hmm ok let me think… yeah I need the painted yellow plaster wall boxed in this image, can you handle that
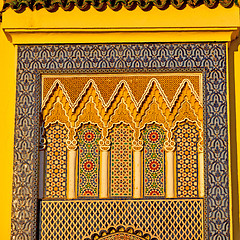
[230,36,240,240]
[235,44,240,237]
[0,3,15,239]
[228,36,240,240]
[0,3,240,239]
[3,5,240,29]
[0,25,15,240]
[2,6,240,44]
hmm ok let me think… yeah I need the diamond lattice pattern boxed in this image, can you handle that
[41,199,203,240]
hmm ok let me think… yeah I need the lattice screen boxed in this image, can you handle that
[41,199,203,240]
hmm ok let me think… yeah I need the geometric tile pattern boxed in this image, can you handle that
[77,124,101,197]
[142,124,165,197]
[14,43,229,240]
[45,123,68,198]
[40,199,203,240]
[110,124,133,197]
[174,121,199,198]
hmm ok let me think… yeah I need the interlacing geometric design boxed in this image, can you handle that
[110,124,133,197]
[40,199,203,240]
[174,121,199,198]
[77,124,101,197]
[45,123,68,198]
[142,124,165,197]
[13,43,229,240]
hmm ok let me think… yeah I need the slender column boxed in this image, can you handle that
[39,149,45,199]
[67,141,77,199]
[133,150,142,198]
[39,134,46,199]
[198,152,204,198]
[166,150,175,198]
[100,149,109,198]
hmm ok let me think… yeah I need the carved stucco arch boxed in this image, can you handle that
[85,227,157,240]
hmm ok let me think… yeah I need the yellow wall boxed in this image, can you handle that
[2,6,239,44]
[3,5,240,29]
[228,36,240,240]
[235,44,240,238]
[0,3,240,239]
[0,24,15,240]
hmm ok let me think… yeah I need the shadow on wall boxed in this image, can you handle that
[228,34,240,240]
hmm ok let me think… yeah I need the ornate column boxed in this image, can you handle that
[133,141,143,198]
[99,139,110,198]
[165,144,175,198]
[66,139,77,199]
[198,146,204,198]
[39,135,46,199]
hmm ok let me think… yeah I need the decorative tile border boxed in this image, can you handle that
[13,43,229,239]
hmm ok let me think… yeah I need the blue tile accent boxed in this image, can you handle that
[13,43,229,240]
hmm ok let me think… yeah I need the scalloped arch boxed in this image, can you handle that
[85,226,157,240]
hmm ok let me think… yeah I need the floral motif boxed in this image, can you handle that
[77,124,101,197]
[142,124,165,197]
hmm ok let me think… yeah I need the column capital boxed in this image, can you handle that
[66,139,77,151]
[164,141,175,152]
[99,138,110,151]
[132,140,143,151]
[39,136,46,151]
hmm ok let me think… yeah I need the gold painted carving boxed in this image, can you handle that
[173,98,199,126]
[42,75,201,111]
[45,101,71,129]
[108,99,135,132]
[75,96,104,130]
[42,75,203,149]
